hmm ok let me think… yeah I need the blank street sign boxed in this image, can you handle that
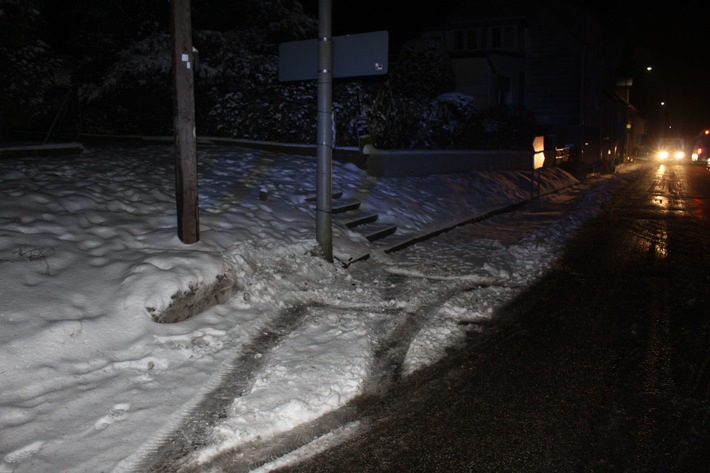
[279,30,388,82]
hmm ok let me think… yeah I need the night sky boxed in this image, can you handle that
[301,0,460,51]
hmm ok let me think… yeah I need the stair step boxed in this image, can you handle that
[304,190,344,203]
[338,212,379,228]
[356,223,398,242]
[332,199,361,214]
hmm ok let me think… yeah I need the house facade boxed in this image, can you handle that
[421,0,636,174]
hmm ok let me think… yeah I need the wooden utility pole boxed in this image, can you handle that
[170,0,199,243]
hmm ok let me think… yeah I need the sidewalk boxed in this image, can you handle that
[0,141,84,159]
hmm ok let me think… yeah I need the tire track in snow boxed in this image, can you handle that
[137,304,312,473]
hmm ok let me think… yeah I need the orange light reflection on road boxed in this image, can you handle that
[692,198,706,221]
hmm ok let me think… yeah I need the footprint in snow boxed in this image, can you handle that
[94,403,130,431]
[2,440,44,467]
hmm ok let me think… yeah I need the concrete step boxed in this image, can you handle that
[304,190,359,213]
[304,189,344,203]
[338,212,379,228]
[354,223,398,242]
[302,192,397,245]
[331,198,361,214]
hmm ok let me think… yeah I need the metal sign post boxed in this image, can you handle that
[279,25,388,262]
[279,18,388,262]
[315,0,333,262]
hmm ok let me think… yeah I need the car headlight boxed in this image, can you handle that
[658,150,669,159]
[674,150,685,159]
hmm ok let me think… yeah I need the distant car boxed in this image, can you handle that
[656,138,686,161]
[691,130,710,165]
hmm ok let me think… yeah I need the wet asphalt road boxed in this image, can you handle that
[274,162,710,472]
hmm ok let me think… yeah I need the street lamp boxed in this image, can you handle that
[659,100,670,135]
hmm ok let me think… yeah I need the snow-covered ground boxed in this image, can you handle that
[0,143,643,472]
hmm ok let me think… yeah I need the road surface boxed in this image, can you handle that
[273,161,710,472]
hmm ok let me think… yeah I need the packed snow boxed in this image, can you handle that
[0,143,643,472]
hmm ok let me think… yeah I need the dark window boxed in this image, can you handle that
[454,30,465,51]
[466,29,480,50]
[497,76,511,105]
[491,27,502,48]
[489,25,519,51]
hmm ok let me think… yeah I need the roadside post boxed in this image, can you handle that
[532,135,545,199]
